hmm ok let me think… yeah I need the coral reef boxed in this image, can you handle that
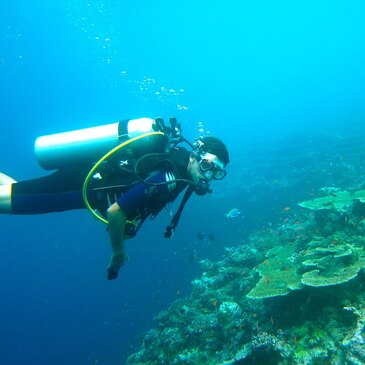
[126,192,365,365]
[298,190,353,211]
[246,244,303,299]
[248,232,365,299]
[298,189,365,211]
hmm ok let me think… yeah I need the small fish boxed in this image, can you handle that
[196,232,215,241]
[226,208,241,218]
[196,232,205,240]
[284,207,291,211]
[189,249,197,262]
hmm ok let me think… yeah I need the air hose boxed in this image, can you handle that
[82,132,165,224]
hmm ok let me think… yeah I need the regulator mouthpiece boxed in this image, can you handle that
[194,179,212,196]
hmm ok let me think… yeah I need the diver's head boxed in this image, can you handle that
[187,136,229,195]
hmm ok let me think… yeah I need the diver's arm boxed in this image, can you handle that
[107,202,126,255]
[106,202,128,280]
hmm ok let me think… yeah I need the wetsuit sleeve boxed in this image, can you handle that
[116,170,177,217]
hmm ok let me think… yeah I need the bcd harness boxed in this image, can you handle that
[83,117,211,238]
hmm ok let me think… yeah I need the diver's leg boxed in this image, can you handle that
[0,166,107,215]
[0,168,88,215]
[0,173,17,213]
[0,172,17,185]
[0,184,12,213]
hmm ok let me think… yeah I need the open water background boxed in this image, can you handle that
[1,1,365,364]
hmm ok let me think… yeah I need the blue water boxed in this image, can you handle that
[1,1,365,364]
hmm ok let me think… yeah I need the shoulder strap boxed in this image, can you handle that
[164,185,194,238]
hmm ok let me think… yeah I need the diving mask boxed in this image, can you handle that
[198,152,226,180]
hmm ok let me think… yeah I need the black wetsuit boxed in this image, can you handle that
[11,147,190,234]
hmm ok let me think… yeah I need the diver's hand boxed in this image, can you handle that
[106,252,128,280]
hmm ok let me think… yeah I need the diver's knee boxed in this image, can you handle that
[0,184,12,213]
[107,202,121,216]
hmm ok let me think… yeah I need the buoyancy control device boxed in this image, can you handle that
[33,116,209,235]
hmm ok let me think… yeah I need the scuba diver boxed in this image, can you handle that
[0,117,229,280]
